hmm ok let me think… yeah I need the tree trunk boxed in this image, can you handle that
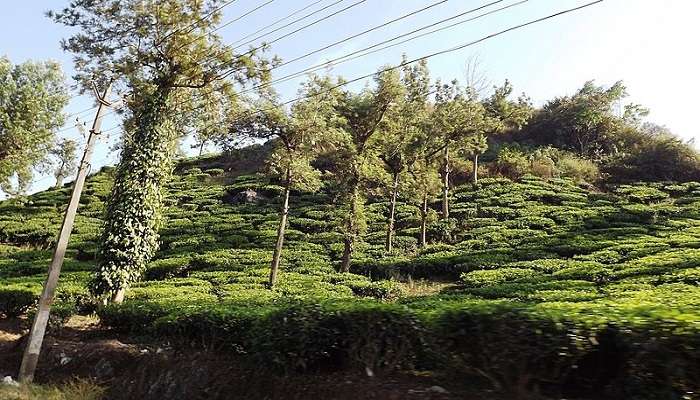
[111,287,126,304]
[442,147,450,219]
[420,193,428,248]
[341,235,354,273]
[270,169,291,287]
[198,140,205,156]
[340,186,359,273]
[385,172,399,253]
[94,80,176,302]
[472,153,479,184]
[54,174,64,188]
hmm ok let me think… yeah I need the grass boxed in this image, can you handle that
[0,380,104,400]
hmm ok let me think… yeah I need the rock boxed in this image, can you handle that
[59,353,72,366]
[94,358,114,379]
[226,188,267,205]
[1,376,19,387]
[428,385,449,394]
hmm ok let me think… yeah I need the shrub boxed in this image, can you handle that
[615,185,670,204]
[427,218,457,243]
[26,300,77,332]
[183,167,202,175]
[345,280,404,300]
[556,154,599,183]
[434,306,591,397]
[248,302,424,373]
[553,262,614,284]
[0,286,37,317]
[493,147,530,179]
[144,257,191,280]
[461,268,542,288]
[205,168,225,176]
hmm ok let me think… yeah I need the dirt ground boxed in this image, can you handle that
[0,316,494,400]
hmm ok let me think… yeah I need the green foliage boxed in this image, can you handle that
[555,152,600,183]
[0,56,69,195]
[460,268,542,288]
[604,123,700,182]
[493,145,599,182]
[51,0,274,299]
[92,89,177,298]
[0,379,105,400]
[493,146,530,179]
[521,80,642,159]
[3,153,700,399]
[328,68,405,271]
[0,285,37,317]
[49,138,78,188]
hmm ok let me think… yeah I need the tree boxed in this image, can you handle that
[230,77,336,286]
[49,139,78,188]
[0,56,69,195]
[476,80,532,183]
[603,125,700,182]
[430,80,495,218]
[374,59,430,253]
[405,137,441,248]
[51,0,274,302]
[521,80,646,159]
[331,69,403,272]
[190,89,240,156]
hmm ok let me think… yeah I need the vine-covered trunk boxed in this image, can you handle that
[473,153,479,184]
[420,193,428,247]
[385,172,399,253]
[269,169,291,287]
[340,185,360,273]
[93,83,176,303]
[442,146,450,219]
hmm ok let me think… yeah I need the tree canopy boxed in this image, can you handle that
[0,56,68,195]
[51,0,275,301]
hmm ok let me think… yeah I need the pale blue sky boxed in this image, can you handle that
[1,0,698,196]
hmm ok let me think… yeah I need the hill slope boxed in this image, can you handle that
[1,154,699,398]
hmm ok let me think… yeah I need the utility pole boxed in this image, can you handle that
[18,82,114,382]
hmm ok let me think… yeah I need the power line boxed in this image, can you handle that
[231,0,346,50]
[158,0,240,44]
[87,0,521,138]
[32,0,596,191]
[197,0,368,77]
[243,0,518,94]
[230,0,330,48]
[56,0,366,133]
[97,0,604,142]
[172,0,277,54]
[159,0,517,116]
[274,0,451,70]
[55,0,243,131]
[273,0,605,109]
[210,0,276,35]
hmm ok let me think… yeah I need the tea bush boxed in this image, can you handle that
[3,156,700,399]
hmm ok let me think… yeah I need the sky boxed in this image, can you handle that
[1,0,699,196]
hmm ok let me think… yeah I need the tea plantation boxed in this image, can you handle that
[1,156,699,399]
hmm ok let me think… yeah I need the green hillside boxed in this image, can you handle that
[1,154,699,398]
